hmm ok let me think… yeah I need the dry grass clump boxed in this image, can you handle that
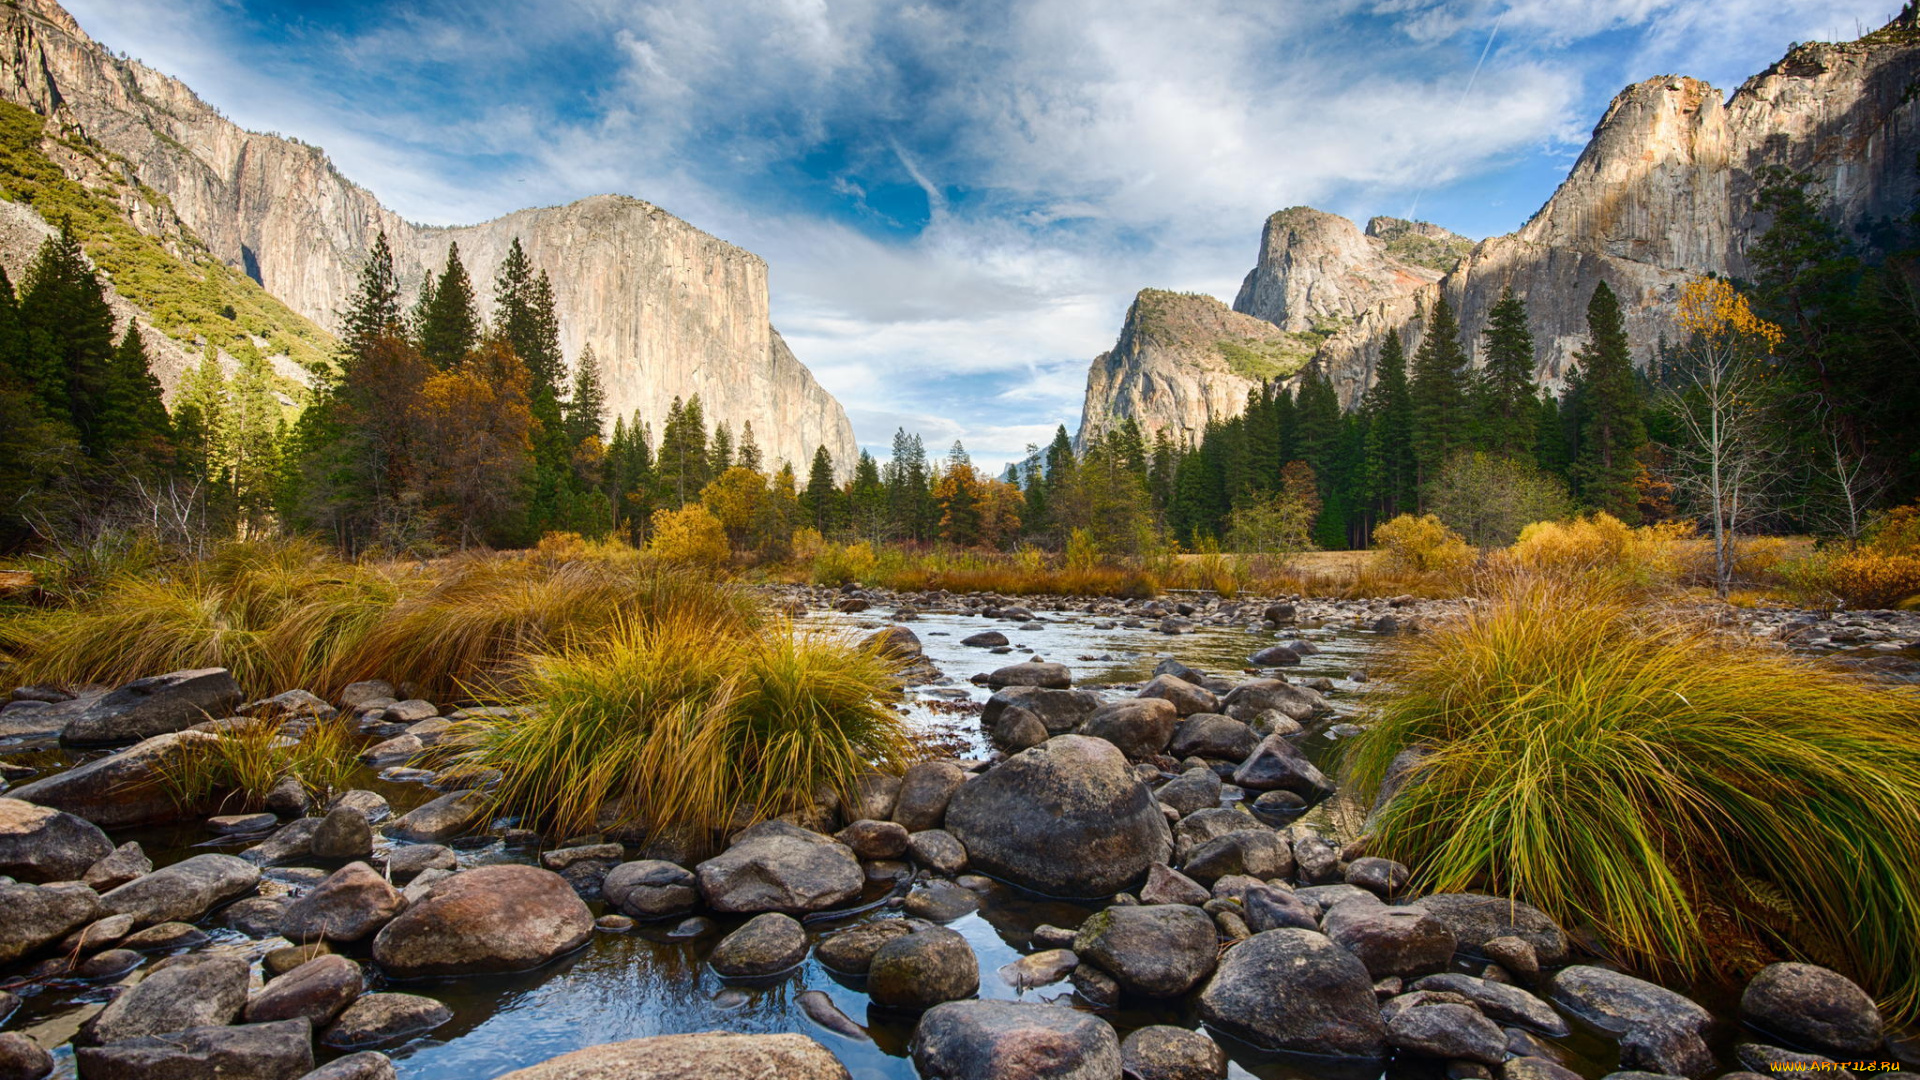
[1344,572,1920,1019]
[161,713,362,813]
[444,613,915,839]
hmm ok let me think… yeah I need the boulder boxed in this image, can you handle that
[279,862,407,943]
[1138,675,1219,717]
[244,953,363,1027]
[1241,882,1319,933]
[224,896,291,937]
[242,818,322,866]
[1387,1003,1508,1066]
[310,806,375,861]
[320,993,453,1049]
[1221,679,1327,722]
[985,662,1072,690]
[944,735,1170,898]
[339,681,397,710]
[1421,893,1570,966]
[601,860,699,920]
[815,919,922,974]
[1739,962,1884,1059]
[0,1033,51,1080]
[869,926,980,1011]
[1247,646,1302,667]
[11,731,222,829]
[910,999,1123,1080]
[908,829,968,875]
[372,864,593,978]
[1138,863,1210,906]
[331,789,391,823]
[892,762,967,831]
[1292,833,1342,882]
[1120,1025,1227,1080]
[1081,699,1179,759]
[1154,769,1222,818]
[381,789,489,842]
[121,921,212,952]
[904,879,982,922]
[1549,966,1712,1037]
[1322,902,1457,980]
[1172,807,1261,862]
[962,630,1010,647]
[695,821,863,914]
[83,842,152,892]
[74,1020,313,1080]
[979,686,1101,735]
[1073,904,1218,997]
[300,1051,397,1080]
[0,798,113,883]
[85,953,249,1045]
[1411,974,1569,1035]
[59,668,243,746]
[1182,828,1292,884]
[384,843,456,881]
[100,853,259,926]
[1345,856,1411,898]
[1196,928,1387,1057]
[239,689,337,723]
[1168,715,1258,761]
[494,1033,851,1080]
[987,705,1048,751]
[849,772,903,820]
[709,913,808,977]
[1230,735,1332,798]
[835,819,910,860]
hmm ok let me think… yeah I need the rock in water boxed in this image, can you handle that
[1321,901,1457,980]
[0,797,113,882]
[301,1051,398,1080]
[59,668,243,746]
[84,953,249,1044]
[245,953,364,1027]
[984,662,1072,690]
[321,993,454,1049]
[1196,928,1387,1058]
[601,860,699,920]
[380,789,489,842]
[1081,698,1180,760]
[979,686,1101,735]
[709,913,809,978]
[891,761,967,831]
[494,1033,851,1079]
[1073,903,1218,997]
[868,926,980,1011]
[99,853,259,925]
[1739,962,1884,1059]
[1121,1025,1228,1080]
[1419,892,1570,965]
[75,1020,313,1080]
[372,864,592,978]
[943,734,1171,898]
[910,999,1122,1080]
[10,730,223,829]
[278,862,407,944]
[695,821,863,914]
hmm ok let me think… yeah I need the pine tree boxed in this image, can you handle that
[1147,427,1177,518]
[655,396,710,507]
[1567,281,1647,520]
[494,241,565,399]
[172,351,227,488]
[418,243,479,369]
[848,450,887,540]
[340,232,402,376]
[801,446,841,533]
[709,422,734,476]
[19,221,116,451]
[98,324,171,458]
[564,346,606,447]
[884,428,933,541]
[1294,366,1343,484]
[1409,294,1470,500]
[737,421,762,473]
[1477,286,1539,459]
[1360,330,1416,519]
[227,352,284,536]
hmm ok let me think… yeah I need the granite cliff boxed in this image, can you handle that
[0,0,855,473]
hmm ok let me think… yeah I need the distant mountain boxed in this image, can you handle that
[0,0,857,473]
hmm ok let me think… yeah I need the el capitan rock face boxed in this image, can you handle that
[0,0,856,475]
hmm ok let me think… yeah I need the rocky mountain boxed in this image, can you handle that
[0,0,856,473]
[1075,289,1317,447]
[1081,14,1920,431]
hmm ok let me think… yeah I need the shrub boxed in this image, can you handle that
[446,613,915,839]
[1428,451,1574,548]
[646,504,730,571]
[1507,514,1692,584]
[1344,573,1920,1018]
[1372,514,1475,575]
[1791,548,1920,610]
[810,541,876,586]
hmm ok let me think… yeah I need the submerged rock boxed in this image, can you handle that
[372,864,592,978]
[910,999,1122,1080]
[494,1032,851,1080]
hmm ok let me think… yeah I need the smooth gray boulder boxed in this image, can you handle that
[695,821,863,914]
[869,926,980,1011]
[908,829,967,875]
[320,993,452,1049]
[1387,1002,1507,1066]
[979,685,1101,735]
[910,999,1122,1080]
[1154,769,1223,818]
[814,920,921,974]
[83,841,152,892]
[11,731,222,828]
[310,806,374,860]
[74,1019,313,1080]
[60,668,243,746]
[1168,715,1258,761]
[1739,962,1884,1059]
[100,853,258,926]
[984,662,1072,690]
[709,913,808,977]
[0,1032,52,1080]
[380,790,488,842]
[943,735,1170,898]
[1120,1025,1227,1080]
[1549,965,1712,1037]
[1420,893,1570,965]
[1221,679,1327,722]
[1322,901,1457,980]
[0,797,113,882]
[244,953,363,1027]
[892,761,967,831]
[1181,828,1292,884]
[1196,928,1386,1058]
[372,864,592,978]
[1230,734,1333,798]
[1081,698,1179,759]
[601,860,698,919]
[278,862,407,944]
[1138,675,1219,717]
[84,953,249,1045]
[1410,973,1569,1035]
[1073,903,1218,997]
[493,1033,850,1080]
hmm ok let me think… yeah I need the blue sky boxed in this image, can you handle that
[75,0,1899,470]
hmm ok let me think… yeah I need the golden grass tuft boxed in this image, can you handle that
[161,713,363,813]
[1343,571,1920,1019]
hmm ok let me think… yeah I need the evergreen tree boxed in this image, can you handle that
[494,242,565,399]
[848,450,887,540]
[655,396,710,507]
[19,221,116,451]
[98,325,171,458]
[1147,427,1177,518]
[1294,366,1343,485]
[1409,295,1470,501]
[227,352,284,536]
[340,232,402,376]
[1567,281,1647,520]
[801,446,841,533]
[709,422,734,476]
[884,428,933,541]
[1477,286,1539,459]
[1360,330,1416,519]
[172,352,227,489]
[418,243,479,369]
[564,346,606,447]
[737,422,762,473]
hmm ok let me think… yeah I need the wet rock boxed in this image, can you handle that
[905,879,982,922]
[0,1033,52,1080]
[1220,679,1327,723]
[979,686,1101,735]
[1139,863,1210,906]
[1388,1003,1508,1066]
[667,916,715,938]
[330,790,391,823]
[1620,1020,1716,1078]
[240,689,337,723]
[836,819,910,860]
[1740,962,1884,1059]
[209,812,279,834]
[1172,807,1260,862]
[1247,645,1302,667]
[1483,936,1541,983]
[602,860,698,919]
[1251,789,1307,814]
[709,912,808,977]
[1506,1057,1586,1080]
[998,948,1079,989]
[1422,893,1570,966]
[1231,735,1333,798]
[1139,675,1219,717]
[381,790,488,843]
[1082,698,1179,760]
[1345,856,1411,898]
[1074,903,1218,997]
[279,862,407,943]
[120,921,210,952]
[541,844,624,873]
[58,912,135,954]
[798,989,870,1041]
[892,762,967,831]
[0,798,113,883]
[985,662,1072,690]
[72,948,141,980]
[869,926,979,1011]
[988,704,1048,751]
[943,735,1171,899]
[1168,715,1258,762]
[245,953,363,1027]
[1322,902,1457,980]
[11,730,222,829]
[384,844,456,881]
[1196,928,1387,1058]
[910,999,1122,1079]
[372,864,592,978]
[85,953,248,1044]
[1241,882,1319,933]
[1072,963,1121,1006]
[300,1050,398,1080]
[311,806,375,861]
[1155,769,1223,818]
[908,829,967,875]
[849,773,903,821]
[596,915,633,932]
[1733,1042,1854,1080]
[1183,828,1293,885]
[1549,966,1712,1037]
[1120,1025,1227,1080]
[815,919,920,973]
[241,817,322,867]
[82,842,151,892]
[224,896,292,937]
[696,821,863,914]
[320,993,453,1049]
[493,1032,851,1080]
[265,942,332,978]
[75,1019,313,1080]
[100,853,257,926]
[1412,974,1569,1036]
[60,668,243,746]
[264,776,313,818]
[963,631,1010,647]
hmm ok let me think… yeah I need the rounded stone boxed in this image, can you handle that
[493,1033,850,1080]
[910,999,1122,1080]
[244,953,363,1027]
[601,860,699,920]
[815,919,920,974]
[1196,928,1386,1058]
[709,913,809,978]
[1072,904,1218,998]
[1120,1025,1227,1080]
[1322,902,1457,980]
[1739,962,1884,1059]
[321,992,453,1049]
[0,1032,53,1080]
[868,926,980,1011]
[372,864,593,978]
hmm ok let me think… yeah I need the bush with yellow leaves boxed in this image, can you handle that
[1787,505,1920,609]
[645,504,730,572]
[1508,513,1693,583]
[1372,514,1476,575]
